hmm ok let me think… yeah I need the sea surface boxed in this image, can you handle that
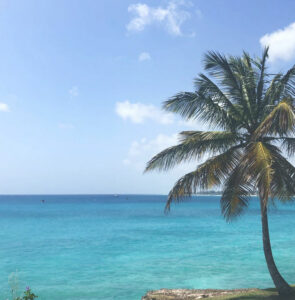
[0,195,295,300]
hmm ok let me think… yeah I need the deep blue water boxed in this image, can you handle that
[0,195,295,300]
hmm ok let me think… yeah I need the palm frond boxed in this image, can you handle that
[220,166,253,221]
[163,91,236,130]
[194,74,246,130]
[164,147,242,212]
[270,155,295,202]
[261,65,295,114]
[281,137,295,156]
[242,142,273,204]
[203,52,242,98]
[230,54,257,119]
[256,47,269,113]
[203,52,255,127]
[254,99,295,138]
[145,131,241,172]
[280,65,295,99]
[261,73,282,112]
[256,47,269,122]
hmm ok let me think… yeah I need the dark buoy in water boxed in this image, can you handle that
[41,199,45,203]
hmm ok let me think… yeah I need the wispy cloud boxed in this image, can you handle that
[127,1,195,36]
[69,86,79,97]
[138,52,151,61]
[123,133,178,169]
[260,22,295,63]
[178,118,209,130]
[116,100,174,124]
[0,102,10,112]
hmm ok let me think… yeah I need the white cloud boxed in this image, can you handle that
[260,22,295,62]
[178,119,209,131]
[139,52,151,61]
[116,100,174,124]
[0,102,10,112]
[58,123,74,129]
[69,86,79,97]
[123,133,202,175]
[123,133,178,170]
[126,1,194,36]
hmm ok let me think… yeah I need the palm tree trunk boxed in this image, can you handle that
[260,198,293,296]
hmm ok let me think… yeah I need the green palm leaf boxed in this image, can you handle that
[254,99,295,138]
[145,131,241,172]
[220,166,253,221]
[164,146,242,212]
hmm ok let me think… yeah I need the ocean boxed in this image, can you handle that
[0,194,294,300]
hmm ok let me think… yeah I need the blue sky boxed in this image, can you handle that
[0,0,295,194]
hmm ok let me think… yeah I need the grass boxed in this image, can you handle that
[143,286,295,300]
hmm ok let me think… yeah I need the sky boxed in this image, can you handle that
[0,0,295,194]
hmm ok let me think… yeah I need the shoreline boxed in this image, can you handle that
[141,288,260,299]
[141,287,293,300]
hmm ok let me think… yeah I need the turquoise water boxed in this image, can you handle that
[0,195,295,300]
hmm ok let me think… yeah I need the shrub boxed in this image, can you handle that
[14,287,38,300]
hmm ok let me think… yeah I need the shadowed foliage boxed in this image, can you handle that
[145,48,295,297]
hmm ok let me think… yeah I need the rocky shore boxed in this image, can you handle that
[141,288,260,299]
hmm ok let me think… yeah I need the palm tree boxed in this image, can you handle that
[145,48,295,297]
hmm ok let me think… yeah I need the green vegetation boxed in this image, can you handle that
[15,287,38,300]
[143,286,295,300]
[145,48,295,297]
[8,271,38,300]
[210,287,295,299]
